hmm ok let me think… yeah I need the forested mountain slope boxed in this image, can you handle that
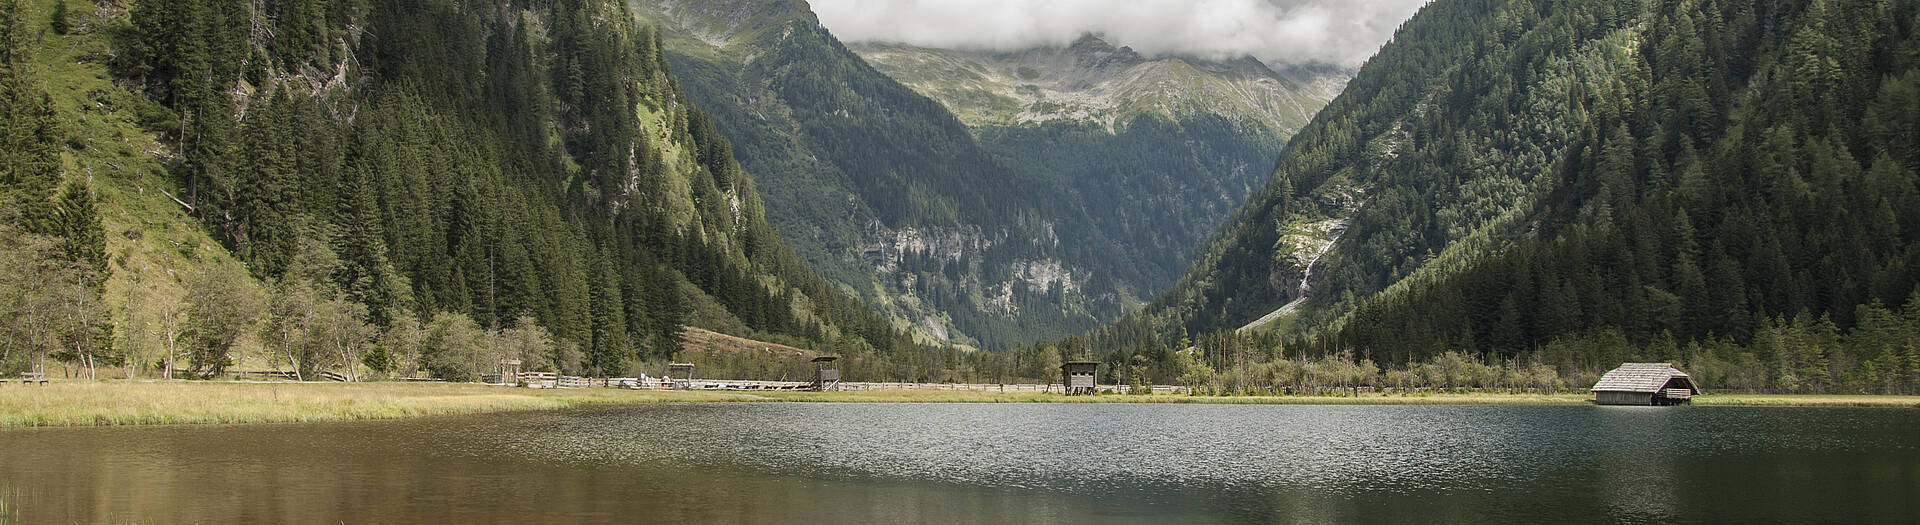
[1,0,918,381]
[632,0,1348,349]
[1096,0,1920,392]
[852,37,1346,326]
[632,0,1148,348]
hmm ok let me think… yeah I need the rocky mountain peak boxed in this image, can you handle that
[1065,33,1143,70]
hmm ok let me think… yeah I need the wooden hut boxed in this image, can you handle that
[1591,363,1700,405]
[811,356,840,391]
[1061,361,1099,395]
[483,359,523,384]
[667,363,694,389]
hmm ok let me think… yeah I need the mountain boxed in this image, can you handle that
[633,0,1344,348]
[851,36,1347,323]
[0,0,918,380]
[849,35,1342,134]
[631,0,1127,348]
[1094,0,1920,393]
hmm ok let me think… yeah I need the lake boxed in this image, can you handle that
[2,403,1916,523]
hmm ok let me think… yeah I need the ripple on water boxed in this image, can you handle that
[459,403,1868,498]
[6,402,1917,524]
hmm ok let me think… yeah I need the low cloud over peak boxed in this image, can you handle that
[809,0,1430,67]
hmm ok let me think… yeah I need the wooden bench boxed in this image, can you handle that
[17,372,48,385]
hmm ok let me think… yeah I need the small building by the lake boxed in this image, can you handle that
[812,356,840,391]
[1062,361,1099,395]
[483,359,522,384]
[1591,363,1700,405]
[668,363,694,389]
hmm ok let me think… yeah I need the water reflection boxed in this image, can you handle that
[1596,407,1683,521]
[2,404,1916,523]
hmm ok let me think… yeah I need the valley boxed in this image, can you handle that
[5,1,1920,521]
[633,0,1343,348]
[3,0,1919,399]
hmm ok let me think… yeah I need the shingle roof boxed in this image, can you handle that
[1590,363,1697,393]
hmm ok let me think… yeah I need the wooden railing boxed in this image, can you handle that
[3,372,49,385]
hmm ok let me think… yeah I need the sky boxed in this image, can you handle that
[808,0,1431,67]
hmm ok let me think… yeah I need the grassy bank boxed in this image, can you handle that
[1690,394,1920,408]
[755,390,1596,405]
[761,390,1920,407]
[5,383,1916,428]
[0,381,764,428]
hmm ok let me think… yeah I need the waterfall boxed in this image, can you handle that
[1236,220,1348,333]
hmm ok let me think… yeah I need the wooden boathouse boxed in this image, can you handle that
[1061,361,1099,395]
[1591,363,1699,405]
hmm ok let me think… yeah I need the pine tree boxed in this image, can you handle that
[1492,292,1525,351]
[235,90,299,278]
[586,250,628,376]
[1704,242,1749,340]
[645,264,685,359]
[333,150,401,327]
[52,181,105,278]
[49,0,69,35]
[1,0,61,229]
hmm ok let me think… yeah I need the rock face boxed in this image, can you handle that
[635,0,1125,348]
[634,0,1346,348]
[860,224,990,272]
[853,35,1350,326]
[1269,218,1352,301]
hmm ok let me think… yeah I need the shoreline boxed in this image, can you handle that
[2,381,1914,428]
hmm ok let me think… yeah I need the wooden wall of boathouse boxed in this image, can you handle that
[1596,391,1655,405]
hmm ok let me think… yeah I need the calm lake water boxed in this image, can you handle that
[2,403,1917,523]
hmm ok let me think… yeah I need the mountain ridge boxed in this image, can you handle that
[849,35,1346,133]
[635,0,1130,348]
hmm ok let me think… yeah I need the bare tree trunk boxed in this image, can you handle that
[285,339,302,382]
[160,302,180,380]
[73,273,90,380]
[164,326,177,380]
[337,335,354,382]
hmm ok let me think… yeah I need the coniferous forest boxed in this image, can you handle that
[2,0,1919,395]
[1,0,939,382]
[1084,0,1920,394]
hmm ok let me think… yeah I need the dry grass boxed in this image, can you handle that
[679,327,817,359]
[0,381,762,427]
[718,390,1920,407]
[1691,393,1920,408]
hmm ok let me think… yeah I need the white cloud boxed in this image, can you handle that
[809,0,1430,67]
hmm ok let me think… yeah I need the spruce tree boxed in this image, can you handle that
[646,264,685,359]
[52,181,104,278]
[50,0,69,35]
[587,250,628,376]
[0,0,61,230]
